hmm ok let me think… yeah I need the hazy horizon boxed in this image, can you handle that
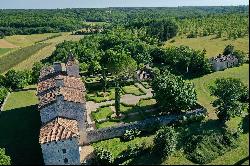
[0,0,249,9]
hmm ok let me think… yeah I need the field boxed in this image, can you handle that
[0,32,84,73]
[0,43,49,73]
[0,85,42,165]
[165,35,249,58]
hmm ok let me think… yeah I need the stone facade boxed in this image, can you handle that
[41,138,80,165]
[37,52,87,165]
[210,54,238,71]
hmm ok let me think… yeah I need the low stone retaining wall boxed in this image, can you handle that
[86,115,176,143]
[86,108,205,144]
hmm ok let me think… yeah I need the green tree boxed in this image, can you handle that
[153,126,177,160]
[0,148,11,165]
[31,62,44,83]
[210,78,248,123]
[152,70,197,113]
[102,48,137,116]
[5,70,30,90]
[233,50,246,65]
[223,44,234,55]
[0,87,8,103]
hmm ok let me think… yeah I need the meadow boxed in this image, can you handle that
[165,35,249,58]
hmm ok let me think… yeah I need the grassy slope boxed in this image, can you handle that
[0,85,42,165]
[191,64,249,119]
[165,35,249,58]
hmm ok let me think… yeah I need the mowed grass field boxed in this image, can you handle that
[0,85,42,165]
[165,35,249,58]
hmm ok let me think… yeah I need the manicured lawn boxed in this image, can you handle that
[0,85,42,165]
[137,98,156,107]
[122,85,145,96]
[3,85,38,111]
[141,81,151,89]
[86,88,116,103]
[165,35,249,58]
[190,64,249,119]
[95,121,119,129]
[91,106,113,121]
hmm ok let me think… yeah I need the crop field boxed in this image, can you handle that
[165,35,249,58]
[0,32,84,72]
[0,42,49,73]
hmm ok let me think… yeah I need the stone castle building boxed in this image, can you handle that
[210,54,238,71]
[37,53,87,165]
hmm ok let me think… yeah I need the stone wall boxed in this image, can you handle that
[86,109,206,144]
[41,137,80,165]
[40,96,85,124]
[40,97,88,144]
[86,115,177,143]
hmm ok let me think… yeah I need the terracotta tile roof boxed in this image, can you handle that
[38,89,57,108]
[55,75,85,90]
[60,87,84,103]
[37,78,56,94]
[39,117,79,144]
[39,66,55,80]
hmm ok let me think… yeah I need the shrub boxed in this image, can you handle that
[121,128,141,142]
[153,126,177,160]
[115,143,149,164]
[185,131,239,164]
[93,148,114,165]
[0,148,11,165]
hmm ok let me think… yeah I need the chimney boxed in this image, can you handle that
[53,62,62,73]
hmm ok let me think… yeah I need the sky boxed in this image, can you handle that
[0,0,249,9]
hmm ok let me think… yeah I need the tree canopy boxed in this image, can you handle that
[152,70,197,113]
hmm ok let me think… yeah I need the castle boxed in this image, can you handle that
[210,54,238,71]
[37,53,87,165]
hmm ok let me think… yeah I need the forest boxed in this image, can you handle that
[0,6,248,38]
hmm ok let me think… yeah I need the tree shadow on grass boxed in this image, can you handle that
[241,114,249,134]
[0,104,43,165]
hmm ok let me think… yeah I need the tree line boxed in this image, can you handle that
[0,6,248,38]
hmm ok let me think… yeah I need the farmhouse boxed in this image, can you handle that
[210,54,238,71]
[37,53,87,165]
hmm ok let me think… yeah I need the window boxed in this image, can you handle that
[64,158,68,164]
[62,149,66,154]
